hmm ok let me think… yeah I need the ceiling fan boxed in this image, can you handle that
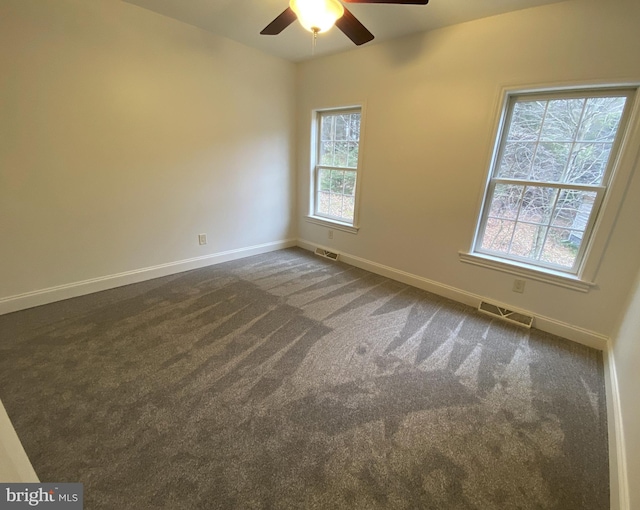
[261,0,429,47]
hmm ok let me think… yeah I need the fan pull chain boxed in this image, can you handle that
[312,28,318,56]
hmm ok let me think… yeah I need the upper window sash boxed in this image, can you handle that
[317,109,361,171]
[490,87,637,189]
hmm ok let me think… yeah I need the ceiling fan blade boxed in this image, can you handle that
[336,7,375,46]
[260,7,297,35]
[343,0,429,4]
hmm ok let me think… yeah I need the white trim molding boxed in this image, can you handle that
[307,104,366,233]
[604,349,630,510]
[0,239,297,316]
[299,239,609,350]
[305,215,359,234]
[459,251,596,293]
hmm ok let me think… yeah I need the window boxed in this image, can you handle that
[310,108,362,229]
[471,88,634,279]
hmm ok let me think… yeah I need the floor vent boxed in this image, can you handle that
[315,248,339,261]
[478,301,533,328]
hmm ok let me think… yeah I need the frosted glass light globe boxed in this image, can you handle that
[289,0,345,33]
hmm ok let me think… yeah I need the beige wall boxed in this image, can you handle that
[0,0,296,300]
[613,269,640,509]
[296,0,640,338]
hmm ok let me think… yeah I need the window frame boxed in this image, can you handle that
[306,106,364,233]
[461,85,639,291]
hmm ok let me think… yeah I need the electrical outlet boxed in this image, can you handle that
[512,279,525,293]
[328,230,334,240]
[198,234,207,245]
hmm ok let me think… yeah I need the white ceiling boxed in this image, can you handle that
[122,0,568,62]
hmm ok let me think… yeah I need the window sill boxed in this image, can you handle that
[305,215,359,234]
[458,251,596,293]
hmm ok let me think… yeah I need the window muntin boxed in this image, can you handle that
[475,90,633,274]
[313,109,361,225]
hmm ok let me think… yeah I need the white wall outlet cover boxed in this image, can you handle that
[513,279,526,293]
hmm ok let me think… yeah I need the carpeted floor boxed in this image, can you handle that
[0,248,609,509]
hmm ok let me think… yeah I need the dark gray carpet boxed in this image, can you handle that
[0,248,608,509]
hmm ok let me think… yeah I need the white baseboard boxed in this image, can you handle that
[0,239,297,316]
[297,239,609,351]
[604,349,629,510]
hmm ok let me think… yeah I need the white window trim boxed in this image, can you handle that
[458,251,595,292]
[460,82,640,290]
[306,104,365,233]
[304,215,359,234]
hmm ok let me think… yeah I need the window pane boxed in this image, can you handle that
[334,142,349,167]
[320,142,334,166]
[329,194,344,217]
[517,186,558,225]
[550,190,596,230]
[318,168,331,192]
[578,97,626,142]
[488,184,523,220]
[539,99,584,141]
[330,170,345,193]
[343,196,355,221]
[321,116,334,141]
[347,142,359,167]
[507,100,545,141]
[540,228,580,268]
[531,142,571,182]
[498,142,535,179]
[317,192,330,215]
[335,115,348,140]
[344,171,356,196]
[348,114,361,141]
[481,218,516,253]
[509,223,548,259]
[565,143,612,185]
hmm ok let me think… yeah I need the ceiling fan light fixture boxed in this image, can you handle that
[289,0,345,33]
